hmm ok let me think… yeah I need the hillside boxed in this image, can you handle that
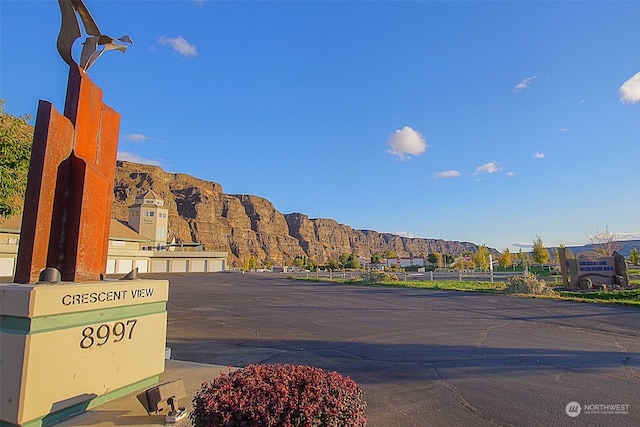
[112,161,484,267]
[565,240,639,258]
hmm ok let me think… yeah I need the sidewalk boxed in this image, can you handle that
[56,360,231,427]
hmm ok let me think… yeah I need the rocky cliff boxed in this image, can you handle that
[112,161,483,267]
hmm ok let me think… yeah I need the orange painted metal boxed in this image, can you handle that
[14,65,120,283]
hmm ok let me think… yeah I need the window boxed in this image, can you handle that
[149,211,155,217]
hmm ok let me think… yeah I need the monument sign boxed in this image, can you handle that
[558,247,629,290]
[0,2,169,426]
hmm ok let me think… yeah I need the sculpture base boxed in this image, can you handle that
[0,279,169,427]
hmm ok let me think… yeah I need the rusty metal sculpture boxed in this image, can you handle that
[14,0,130,283]
[57,0,132,71]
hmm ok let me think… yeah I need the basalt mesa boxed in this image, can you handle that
[111,161,483,268]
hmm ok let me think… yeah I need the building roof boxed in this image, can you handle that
[132,189,165,207]
[142,189,161,199]
[1,215,151,243]
[109,219,152,242]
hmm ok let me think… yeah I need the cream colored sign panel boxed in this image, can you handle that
[577,257,615,278]
[1,280,169,317]
[17,311,167,423]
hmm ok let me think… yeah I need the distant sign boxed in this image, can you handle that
[464,255,472,261]
[396,258,401,264]
[577,257,615,279]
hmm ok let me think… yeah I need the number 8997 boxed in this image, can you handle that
[80,319,137,349]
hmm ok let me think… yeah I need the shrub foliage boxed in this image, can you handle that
[191,364,367,427]
[504,273,555,295]
[360,271,398,283]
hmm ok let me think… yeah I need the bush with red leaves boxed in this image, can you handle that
[190,364,367,427]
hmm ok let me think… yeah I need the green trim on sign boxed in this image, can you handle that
[0,375,160,427]
[0,315,30,334]
[0,301,166,335]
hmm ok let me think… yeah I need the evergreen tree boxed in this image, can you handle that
[517,249,529,267]
[443,254,455,266]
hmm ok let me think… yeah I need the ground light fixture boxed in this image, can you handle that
[139,379,188,423]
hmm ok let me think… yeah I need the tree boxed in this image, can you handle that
[517,249,529,267]
[473,245,490,272]
[0,99,33,218]
[338,253,349,268]
[342,252,360,269]
[427,252,443,268]
[531,235,550,264]
[497,248,512,268]
[350,255,361,270]
[244,256,257,270]
[370,252,382,264]
[443,254,455,266]
[453,258,475,270]
[325,259,340,271]
[630,248,639,266]
[590,225,621,256]
[382,249,396,259]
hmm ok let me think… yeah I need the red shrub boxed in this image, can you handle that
[191,364,367,427]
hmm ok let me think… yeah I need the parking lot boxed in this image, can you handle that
[157,271,640,426]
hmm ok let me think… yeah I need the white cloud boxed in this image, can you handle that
[117,151,163,166]
[533,152,545,159]
[122,133,151,142]
[434,170,462,179]
[387,126,427,160]
[619,71,640,104]
[513,242,534,249]
[159,36,198,57]
[619,232,640,240]
[474,161,501,174]
[387,231,419,238]
[560,128,569,133]
[513,76,536,93]
[506,171,515,177]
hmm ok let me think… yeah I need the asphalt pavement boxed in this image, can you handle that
[155,271,640,427]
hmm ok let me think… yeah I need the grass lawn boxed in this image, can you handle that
[295,276,640,307]
[556,288,640,307]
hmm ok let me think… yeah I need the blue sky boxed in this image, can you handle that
[2,0,639,252]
